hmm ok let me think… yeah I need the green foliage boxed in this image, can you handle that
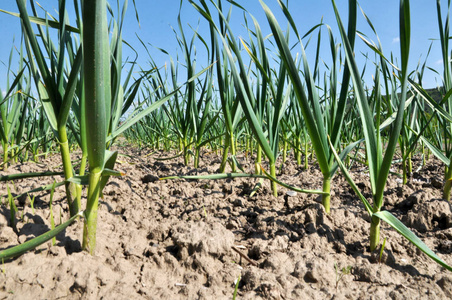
[335,263,352,289]
[233,275,241,300]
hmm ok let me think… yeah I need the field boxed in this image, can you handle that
[0,142,451,299]
[1,0,452,299]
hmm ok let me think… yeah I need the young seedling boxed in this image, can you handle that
[335,263,352,289]
[7,185,17,231]
[379,237,387,264]
[28,193,35,215]
[233,275,241,300]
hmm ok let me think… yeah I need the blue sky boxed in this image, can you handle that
[0,0,447,93]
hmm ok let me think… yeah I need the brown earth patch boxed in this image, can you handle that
[1,146,451,299]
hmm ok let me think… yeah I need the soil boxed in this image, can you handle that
[1,144,452,299]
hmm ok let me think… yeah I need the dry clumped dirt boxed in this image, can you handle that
[1,144,452,299]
